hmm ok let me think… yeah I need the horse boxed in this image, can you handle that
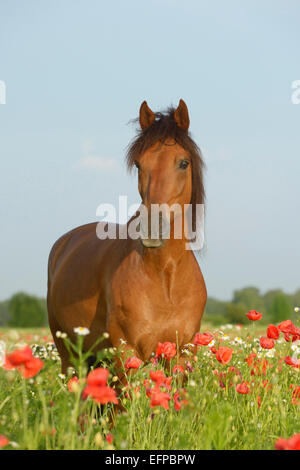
[47,99,207,380]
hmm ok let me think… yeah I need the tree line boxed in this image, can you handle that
[0,287,299,327]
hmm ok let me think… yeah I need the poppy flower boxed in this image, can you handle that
[0,435,9,447]
[105,433,114,444]
[257,395,261,408]
[3,346,44,378]
[275,433,300,450]
[82,385,118,404]
[194,332,214,346]
[292,386,300,405]
[150,370,173,390]
[173,365,184,375]
[5,345,33,366]
[215,347,233,365]
[124,356,143,369]
[267,324,279,340]
[149,389,171,410]
[87,368,109,386]
[19,357,44,379]
[155,342,176,361]
[67,376,79,392]
[150,370,167,385]
[246,310,262,321]
[174,389,188,411]
[259,337,275,350]
[278,320,294,333]
[284,356,300,368]
[236,382,250,394]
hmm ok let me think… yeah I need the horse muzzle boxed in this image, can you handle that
[140,238,165,248]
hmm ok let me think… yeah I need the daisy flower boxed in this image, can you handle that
[73,326,90,336]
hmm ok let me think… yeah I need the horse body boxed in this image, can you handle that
[47,99,207,374]
[48,221,206,370]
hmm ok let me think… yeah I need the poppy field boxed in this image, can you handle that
[0,311,300,451]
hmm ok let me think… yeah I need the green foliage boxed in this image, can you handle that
[204,286,297,326]
[232,286,265,314]
[0,299,10,326]
[8,292,47,327]
[267,292,292,323]
[205,297,227,317]
[225,302,248,325]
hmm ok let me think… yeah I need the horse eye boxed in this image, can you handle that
[179,160,189,170]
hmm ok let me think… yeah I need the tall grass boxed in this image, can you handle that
[0,321,299,450]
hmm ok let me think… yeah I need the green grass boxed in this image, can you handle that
[0,321,299,450]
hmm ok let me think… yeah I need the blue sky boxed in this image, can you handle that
[0,0,300,301]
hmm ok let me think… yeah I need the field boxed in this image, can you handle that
[0,318,300,450]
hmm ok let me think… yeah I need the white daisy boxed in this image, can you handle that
[73,326,90,336]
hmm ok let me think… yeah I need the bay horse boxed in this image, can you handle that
[47,99,207,379]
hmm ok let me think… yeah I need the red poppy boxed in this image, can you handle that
[105,433,114,444]
[174,389,188,411]
[267,324,279,340]
[150,370,173,390]
[292,386,300,405]
[87,368,109,386]
[82,385,118,404]
[257,395,261,408]
[246,310,262,321]
[19,357,44,379]
[67,376,79,392]
[124,356,143,369]
[5,345,33,366]
[173,365,184,375]
[155,342,176,360]
[284,356,300,368]
[0,435,9,448]
[236,382,250,394]
[149,389,171,410]
[259,337,275,350]
[215,347,233,365]
[278,320,294,333]
[194,332,213,346]
[150,369,166,385]
[275,433,300,450]
[245,352,257,367]
[3,346,43,378]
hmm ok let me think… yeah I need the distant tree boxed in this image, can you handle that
[205,297,227,317]
[233,287,265,313]
[291,289,300,309]
[263,289,285,311]
[267,293,292,323]
[225,302,247,324]
[0,300,10,326]
[8,292,47,327]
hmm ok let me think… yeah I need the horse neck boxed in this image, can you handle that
[141,236,193,271]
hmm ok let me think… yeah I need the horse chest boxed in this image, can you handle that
[110,263,203,358]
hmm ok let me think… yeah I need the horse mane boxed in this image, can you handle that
[126,106,205,232]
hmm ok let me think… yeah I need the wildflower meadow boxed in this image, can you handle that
[0,310,300,450]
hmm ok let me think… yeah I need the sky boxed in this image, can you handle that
[0,0,300,301]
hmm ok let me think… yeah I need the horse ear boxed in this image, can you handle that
[174,99,190,131]
[139,101,155,130]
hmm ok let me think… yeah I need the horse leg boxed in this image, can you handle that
[48,311,72,374]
